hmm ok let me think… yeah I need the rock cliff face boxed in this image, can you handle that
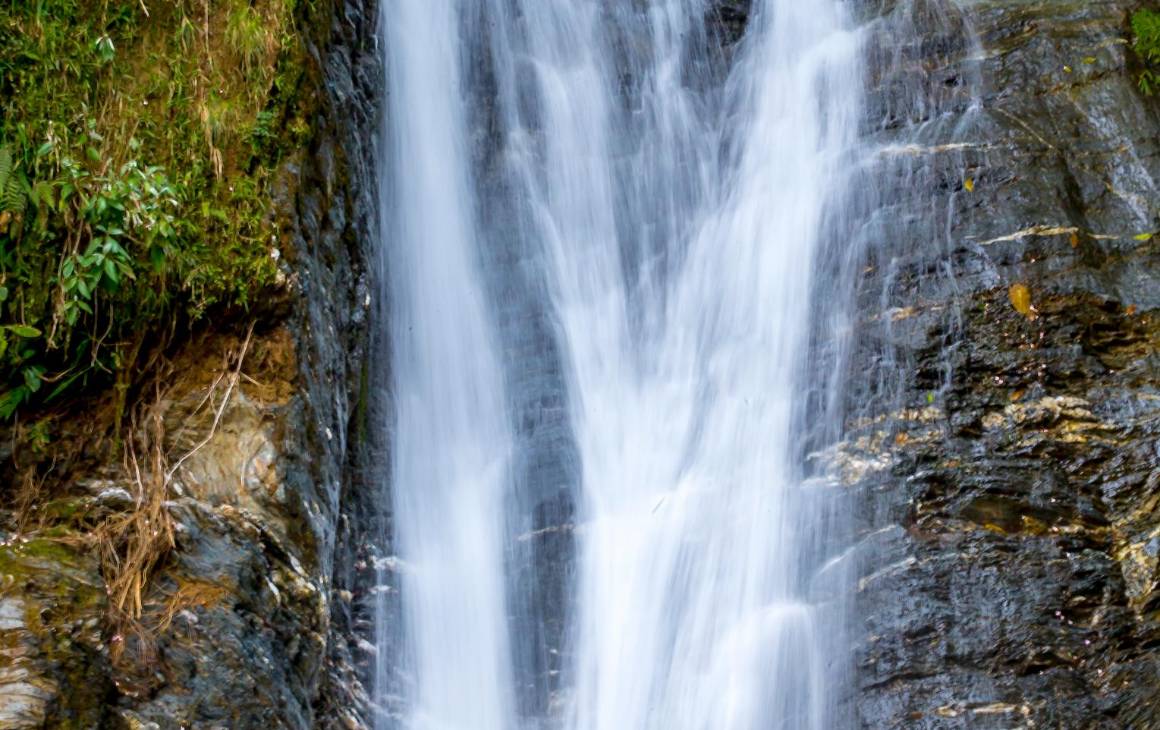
[1,0,1156,728]
[840,0,1160,727]
[0,0,381,727]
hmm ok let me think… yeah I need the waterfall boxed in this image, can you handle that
[377,3,518,728]
[376,1,862,728]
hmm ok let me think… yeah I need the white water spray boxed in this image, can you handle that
[377,1,862,728]
[379,3,517,728]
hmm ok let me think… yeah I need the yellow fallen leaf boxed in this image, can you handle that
[1134,232,1154,241]
[1008,283,1037,320]
[1082,56,1096,64]
[1063,65,1073,73]
[963,178,975,192]
[1069,232,1079,248]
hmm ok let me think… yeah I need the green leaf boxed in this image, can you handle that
[46,371,85,402]
[30,181,52,207]
[0,388,28,419]
[6,325,40,338]
[94,35,116,63]
[104,240,128,258]
[103,258,120,283]
[23,367,42,393]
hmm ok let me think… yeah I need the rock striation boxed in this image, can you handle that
[839,0,1160,727]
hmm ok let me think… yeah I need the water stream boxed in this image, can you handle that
[377,1,863,727]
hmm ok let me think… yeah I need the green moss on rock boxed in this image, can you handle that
[0,537,112,727]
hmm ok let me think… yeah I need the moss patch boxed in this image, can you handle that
[0,537,112,727]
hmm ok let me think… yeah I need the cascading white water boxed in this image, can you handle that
[377,1,862,728]
[378,3,517,728]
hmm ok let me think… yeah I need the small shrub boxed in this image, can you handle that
[0,0,307,419]
[1133,8,1160,94]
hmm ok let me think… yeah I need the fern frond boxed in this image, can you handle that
[3,177,25,214]
[0,147,25,214]
[0,147,12,202]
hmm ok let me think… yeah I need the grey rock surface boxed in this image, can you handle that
[835,0,1160,727]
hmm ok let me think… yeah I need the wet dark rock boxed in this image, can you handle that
[837,0,1160,727]
[709,0,752,47]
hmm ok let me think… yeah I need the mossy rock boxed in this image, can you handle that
[0,537,114,727]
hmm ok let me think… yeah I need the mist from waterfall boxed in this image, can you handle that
[376,1,863,728]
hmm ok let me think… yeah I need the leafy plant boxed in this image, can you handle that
[0,146,27,231]
[1133,8,1160,95]
[0,0,308,419]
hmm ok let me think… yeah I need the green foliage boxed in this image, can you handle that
[1133,8,1160,95]
[0,0,311,419]
[226,3,271,79]
[0,147,27,215]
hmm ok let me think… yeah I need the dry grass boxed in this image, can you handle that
[102,324,253,664]
[16,323,258,672]
[100,392,176,624]
[155,577,231,633]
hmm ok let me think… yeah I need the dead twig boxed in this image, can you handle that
[165,321,254,482]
